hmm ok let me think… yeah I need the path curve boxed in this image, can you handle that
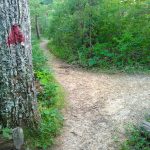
[40,40,150,150]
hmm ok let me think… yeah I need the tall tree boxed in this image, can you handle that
[0,0,38,128]
[30,0,52,38]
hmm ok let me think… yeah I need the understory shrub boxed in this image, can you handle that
[48,0,150,71]
[25,39,64,149]
[121,125,150,150]
[121,115,150,150]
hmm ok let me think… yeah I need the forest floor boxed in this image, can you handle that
[40,40,150,150]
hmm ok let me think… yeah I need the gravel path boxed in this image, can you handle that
[40,40,150,150]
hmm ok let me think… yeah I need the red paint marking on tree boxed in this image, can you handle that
[7,24,25,46]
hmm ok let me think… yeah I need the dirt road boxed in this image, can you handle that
[40,40,150,150]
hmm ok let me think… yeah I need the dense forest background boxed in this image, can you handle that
[30,0,150,71]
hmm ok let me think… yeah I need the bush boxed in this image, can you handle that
[25,39,64,149]
[32,39,47,71]
[48,0,150,71]
[121,115,150,150]
[121,125,150,150]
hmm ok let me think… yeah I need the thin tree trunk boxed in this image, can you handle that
[0,0,38,128]
[89,0,93,50]
[35,15,40,39]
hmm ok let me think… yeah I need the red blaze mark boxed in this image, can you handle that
[7,24,25,46]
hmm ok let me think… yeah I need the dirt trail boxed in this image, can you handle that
[40,40,150,150]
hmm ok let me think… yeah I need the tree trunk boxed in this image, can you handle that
[0,0,38,128]
[35,15,40,39]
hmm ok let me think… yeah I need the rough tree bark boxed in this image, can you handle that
[0,0,38,128]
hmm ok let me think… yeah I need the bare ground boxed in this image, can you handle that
[40,40,150,150]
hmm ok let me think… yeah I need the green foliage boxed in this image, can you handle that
[0,128,12,140]
[40,0,53,5]
[32,40,47,71]
[25,39,64,149]
[121,124,150,150]
[48,0,150,71]
[29,0,52,37]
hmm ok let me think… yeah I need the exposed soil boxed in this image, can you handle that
[40,40,150,150]
[0,139,14,150]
